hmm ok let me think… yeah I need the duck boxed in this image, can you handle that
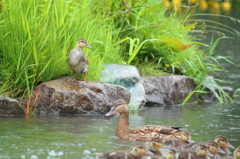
[68,38,92,84]
[148,137,166,156]
[165,149,177,159]
[142,149,177,159]
[178,145,213,159]
[97,145,152,159]
[105,99,191,142]
[221,146,240,159]
[213,135,235,157]
[180,141,225,159]
[163,138,190,148]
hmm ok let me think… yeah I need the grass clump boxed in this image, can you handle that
[0,0,235,111]
[0,0,122,98]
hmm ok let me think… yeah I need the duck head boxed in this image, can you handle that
[150,137,165,151]
[131,145,153,157]
[178,130,191,142]
[215,135,235,149]
[106,99,129,116]
[196,145,214,157]
[207,141,225,154]
[76,39,92,49]
[234,146,240,159]
[166,149,177,159]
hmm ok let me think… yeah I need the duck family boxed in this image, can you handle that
[97,99,238,159]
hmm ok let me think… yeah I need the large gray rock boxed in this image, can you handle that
[21,77,131,115]
[142,75,198,106]
[0,95,25,114]
[99,64,146,109]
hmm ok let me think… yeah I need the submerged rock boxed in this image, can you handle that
[99,64,146,109]
[21,77,131,115]
[142,75,198,106]
[0,95,25,114]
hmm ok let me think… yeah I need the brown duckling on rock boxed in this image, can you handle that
[221,146,240,159]
[180,141,225,158]
[97,145,152,159]
[105,99,191,142]
[68,38,92,84]
[178,145,213,159]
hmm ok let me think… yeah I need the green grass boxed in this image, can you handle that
[0,0,122,98]
[0,0,236,112]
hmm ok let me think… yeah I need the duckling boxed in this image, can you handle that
[105,99,191,142]
[221,146,240,159]
[181,141,225,159]
[214,135,235,157]
[97,145,151,159]
[142,149,177,159]
[163,138,190,148]
[166,149,177,159]
[68,39,92,84]
[149,137,166,156]
[178,145,213,159]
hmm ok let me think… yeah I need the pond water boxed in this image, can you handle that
[1,6,240,159]
[1,102,240,159]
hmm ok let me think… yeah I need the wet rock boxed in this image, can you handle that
[21,77,131,115]
[99,64,146,109]
[199,76,233,101]
[0,95,25,114]
[142,75,198,106]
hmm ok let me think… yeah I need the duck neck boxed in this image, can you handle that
[116,112,131,139]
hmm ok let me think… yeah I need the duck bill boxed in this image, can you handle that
[145,149,154,156]
[227,142,235,149]
[105,107,117,116]
[85,44,92,49]
[188,136,192,142]
[217,147,225,154]
[206,150,214,157]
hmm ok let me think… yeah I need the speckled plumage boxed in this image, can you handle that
[105,99,191,142]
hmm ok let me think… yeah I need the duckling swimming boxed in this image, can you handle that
[68,39,92,84]
[213,135,235,157]
[97,145,152,159]
[142,149,176,159]
[181,141,225,159]
[221,146,240,159]
[178,145,213,159]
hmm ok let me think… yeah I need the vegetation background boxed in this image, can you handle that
[0,0,237,112]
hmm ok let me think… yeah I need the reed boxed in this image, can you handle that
[0,0,235,111]
[0,0,122,99]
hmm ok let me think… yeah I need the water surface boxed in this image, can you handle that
[1,101,240,159]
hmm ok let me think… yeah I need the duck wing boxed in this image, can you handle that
[126,126,184,141]
[134,125,183,134]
